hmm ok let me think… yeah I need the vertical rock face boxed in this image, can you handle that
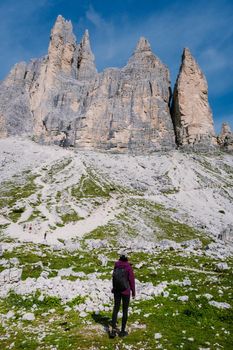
[0,16,220,153]
[171,48,216,150]
[77,30,97,80]
[0,62,34,137]
[218,123,233,152]
[73,36,175,152]
[47,15,78,79]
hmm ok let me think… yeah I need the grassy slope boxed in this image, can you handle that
[0,157,232,350]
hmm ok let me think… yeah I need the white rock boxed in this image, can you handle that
[22,312,35,321]
[9,258,19,265]
[0,268,22,284]
[203,293,213,300]
[38,294,44,302]
[6,311,15,319]
[162,291,169,298]
[182,278,192,286]
[97,254,108,267]
[158,239,181,250]
[154,333,162,339]
[40,271,49,279]
[216,262,229,271]
[188,337,194,341]
[64,306,71,312]
[209,301,231,309]
[79,311,87,318]
[178,296,189,302]
[181,239,202,249]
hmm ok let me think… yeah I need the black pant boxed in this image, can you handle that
[112,292,130,331]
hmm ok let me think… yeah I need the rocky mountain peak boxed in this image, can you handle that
[3,62,27,87]
[126,36,163,71]
[171,48,216,150]
[51,15,74,42]
[0,16,228,153]
[182,47,192,58]
[77,29,97,80]
[47,15,78,78]
[218,122,233,152]
[180,48,203,76]
[220,122,232,136]
[135,37,152,53]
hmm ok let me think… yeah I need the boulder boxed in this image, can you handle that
[22,312,35,321]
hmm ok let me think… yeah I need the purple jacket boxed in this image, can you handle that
[112,260,135,297]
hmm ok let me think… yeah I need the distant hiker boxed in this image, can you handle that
[44,232,47,240]
[29,224,32,232]
[110,254,135,338]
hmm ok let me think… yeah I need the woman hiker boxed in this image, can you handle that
[110,253,135,338]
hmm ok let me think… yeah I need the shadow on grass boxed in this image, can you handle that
[91,312,115,338]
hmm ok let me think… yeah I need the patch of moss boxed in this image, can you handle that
[153,216,207,242]
[61,211,83,224]
[8,206,25,222]
[71,173,111,199]
[85,223,118,241]
[0,173,39,210]
[21,264,43,280]
[26,209,43,222]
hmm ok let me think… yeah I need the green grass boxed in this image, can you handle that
[71,167,140,201]
[8,207,25,222]
[0,173,39,210]
[0,291,62,313]
[60,211,83,224]
[116,197,212,245]
[71,172,112,199]
[0,159,232,349]
[0,241,232,350]
[153,216,210,243]
[26,209,43,222]
[85,223,118,242]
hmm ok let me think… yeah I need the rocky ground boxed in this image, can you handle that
[0,137,232,350]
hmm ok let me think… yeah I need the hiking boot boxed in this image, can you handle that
[109,328,117,339]
[119,330,128,337]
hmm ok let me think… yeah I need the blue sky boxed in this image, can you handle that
[0,0,232,132]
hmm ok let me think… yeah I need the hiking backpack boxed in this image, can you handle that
[112,267,130,292]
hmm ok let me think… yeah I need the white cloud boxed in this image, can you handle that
[86,5,103,28]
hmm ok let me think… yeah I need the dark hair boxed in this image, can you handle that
[119,254,128,262]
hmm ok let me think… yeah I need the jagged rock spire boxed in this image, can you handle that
[126,36,162,69]
[218,122,233,151]
[3,62,27,87]
[77,29,97,80]
[220,122,232,136]
[51,15,74,43]
[171,48,216,150]
[48,15,78,77]
[135,37,152,53]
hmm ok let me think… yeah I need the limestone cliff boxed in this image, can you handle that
[171,48,216,150]
[0,16,218,153]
